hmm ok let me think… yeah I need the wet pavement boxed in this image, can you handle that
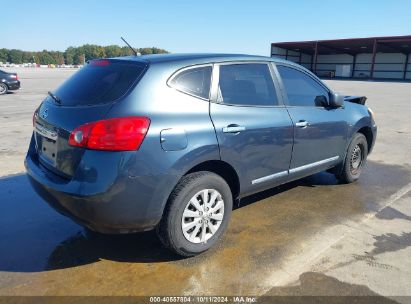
[0,161,410,296]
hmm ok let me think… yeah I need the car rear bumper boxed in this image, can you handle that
[25,143,179,234]
[7,80,20,90]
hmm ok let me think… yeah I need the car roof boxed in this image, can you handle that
[115,53,298,66]
[111,53,329,91]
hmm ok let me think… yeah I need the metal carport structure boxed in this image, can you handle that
[271,35,411,80]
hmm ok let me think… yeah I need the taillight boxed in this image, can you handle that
[90,59,110,66]
[10,74,18,80]
[69,117,150,151]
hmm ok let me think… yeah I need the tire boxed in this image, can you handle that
[0,83,8,95]
[157,171,233,257]
[336,133,368,183]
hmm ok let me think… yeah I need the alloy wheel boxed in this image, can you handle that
[0,84,7,94]
[181,189,225,244]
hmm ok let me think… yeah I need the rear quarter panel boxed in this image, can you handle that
[105,62,221,213]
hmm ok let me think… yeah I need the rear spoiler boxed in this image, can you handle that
[344,96,367,105]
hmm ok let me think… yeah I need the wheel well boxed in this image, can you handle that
[357,126,373,151]
[186,160,240,200]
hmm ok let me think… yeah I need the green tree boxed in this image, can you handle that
[8,49,24,64]
[50,51,65,65]
[139,48,153,55]
[104,45,123,58]
[64,47,75,65]
[73,53,85,65]
[80,44,106,61]
[38,51,55,65]
[120,46,134,56]
[1,45,168,65]
[0,49,8,63]
[22,52,34,63]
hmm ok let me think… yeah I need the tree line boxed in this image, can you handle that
[0,45,168,65]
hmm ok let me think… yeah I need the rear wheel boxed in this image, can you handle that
[336,133,368,183]
[0,83,8,95]
[157,171,232,257]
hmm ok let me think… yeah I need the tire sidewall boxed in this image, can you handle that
[167,173,233,256]
[0,83,8,95]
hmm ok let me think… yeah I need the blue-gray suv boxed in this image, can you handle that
[25,54,377,256]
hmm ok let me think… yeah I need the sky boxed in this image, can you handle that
[2,0,411,56]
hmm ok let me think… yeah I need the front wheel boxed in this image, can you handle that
[157,171,232,257]
[336,133,368,183]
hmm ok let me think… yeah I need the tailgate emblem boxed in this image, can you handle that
[41,108,49,119]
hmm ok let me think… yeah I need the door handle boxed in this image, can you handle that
[222,125,246,133]
[295,120,309,128]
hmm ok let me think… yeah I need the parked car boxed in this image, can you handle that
[0,69,20,95]
[25,54,377,256]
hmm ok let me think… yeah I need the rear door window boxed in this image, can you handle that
[169,66,212,99]
[277,65,329,107]
[217,63,278,106]
[53,59,146,106]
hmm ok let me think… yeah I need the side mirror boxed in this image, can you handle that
[329,93,344,108]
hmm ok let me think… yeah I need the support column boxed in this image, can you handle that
[370,39,378,79]
[351,54,357,78]
[298,52,302,65]
[313,41,318,74]
[285,49,288,60]
[403,53,409,80]
[310,54,313,71]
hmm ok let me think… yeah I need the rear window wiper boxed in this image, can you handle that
[48,91,62,105]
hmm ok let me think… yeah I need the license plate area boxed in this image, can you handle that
[34,123,58,167]
[39,137,57,166]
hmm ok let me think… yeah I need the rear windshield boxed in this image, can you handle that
[53,59,146,106]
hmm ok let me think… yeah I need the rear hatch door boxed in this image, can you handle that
[33,59,148,178]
